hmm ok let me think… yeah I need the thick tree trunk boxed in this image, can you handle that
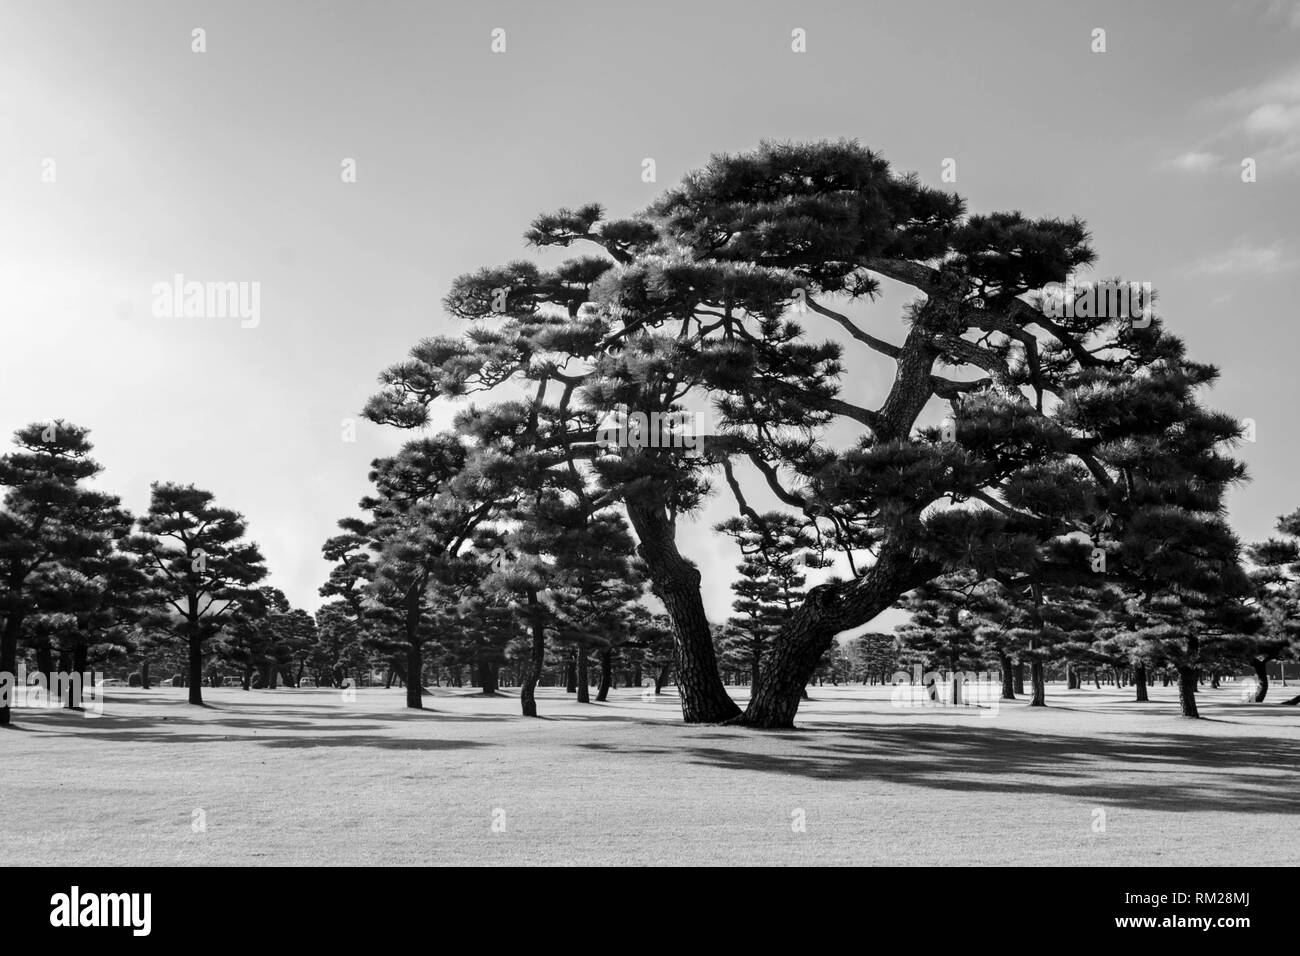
[1178,666,1199,718]
[576,651,590,703]
[596,649,612,702]
[477,660,499,695]
[999,652,1015,700]
[741,539,937,727]
[66,641,88,709]
[405,642,422,709]
[1029,660,1046,707]
[140,658,151,690]
[565,657,577,694]
[625,498,739,722]
[187,634,204,705]
[1014,660,1025,696]
[520,591,547,717]
[1178,633,1200,718]
[1251,659,1269,703]
[1134,663,1149,702]
[1066,663,1079,690]
[751,657,762,689]
[36,644,54,691]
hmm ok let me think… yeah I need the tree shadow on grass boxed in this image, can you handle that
[639,724,1300,815]
[257,735,488,751]
[13,704,501,749]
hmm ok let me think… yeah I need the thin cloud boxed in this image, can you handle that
[1167,62,1300,173]
[1165,150,1222,172]
[1190,239,1295,276]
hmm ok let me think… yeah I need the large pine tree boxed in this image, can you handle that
[361,139,1244,727]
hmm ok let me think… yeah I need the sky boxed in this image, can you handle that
[1,0,1297,630]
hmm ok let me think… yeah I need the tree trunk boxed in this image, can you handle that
[1178,665,1199,718]
[66,641,88,709]
[1251,658,1269,703]
[576,651,590,703]
[625,498,739,722]
[1178,634,1200,718]
[596,649,612,702]
[520,591,547,717]
[1134,662,1149,702]
[477,660,499,695]
[751,656,762,689]
[405,642,423,709]
[36,644,54,691]
[140,658,151,690]
[654,661,671,694]
[740,538,938,728]
[1014,660,1025,696]
[187,634,204,705]
[565,657,577,693]
[999,652,1015,700]
[1030,660,1046,707]
[0,613,21,726]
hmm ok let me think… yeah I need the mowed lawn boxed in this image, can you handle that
[4,681,1298,866]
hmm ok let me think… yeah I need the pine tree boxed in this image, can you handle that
[1243,511,1300,701]
[359,139,1244,728]
[846,632,900,685]
[121,483,268,705]
[322,435,501,709]
[0,422,133,724]
[896,573,999,705]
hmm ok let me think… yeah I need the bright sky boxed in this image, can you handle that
[2,0,1297,629]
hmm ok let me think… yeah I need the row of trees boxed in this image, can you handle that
[713,506,1300,715]
[0,421,326,724]
[0,419,681,722]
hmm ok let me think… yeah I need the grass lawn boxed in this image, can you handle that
[5,681,1298,866]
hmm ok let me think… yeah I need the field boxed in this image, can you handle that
[5,682,1298,866]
